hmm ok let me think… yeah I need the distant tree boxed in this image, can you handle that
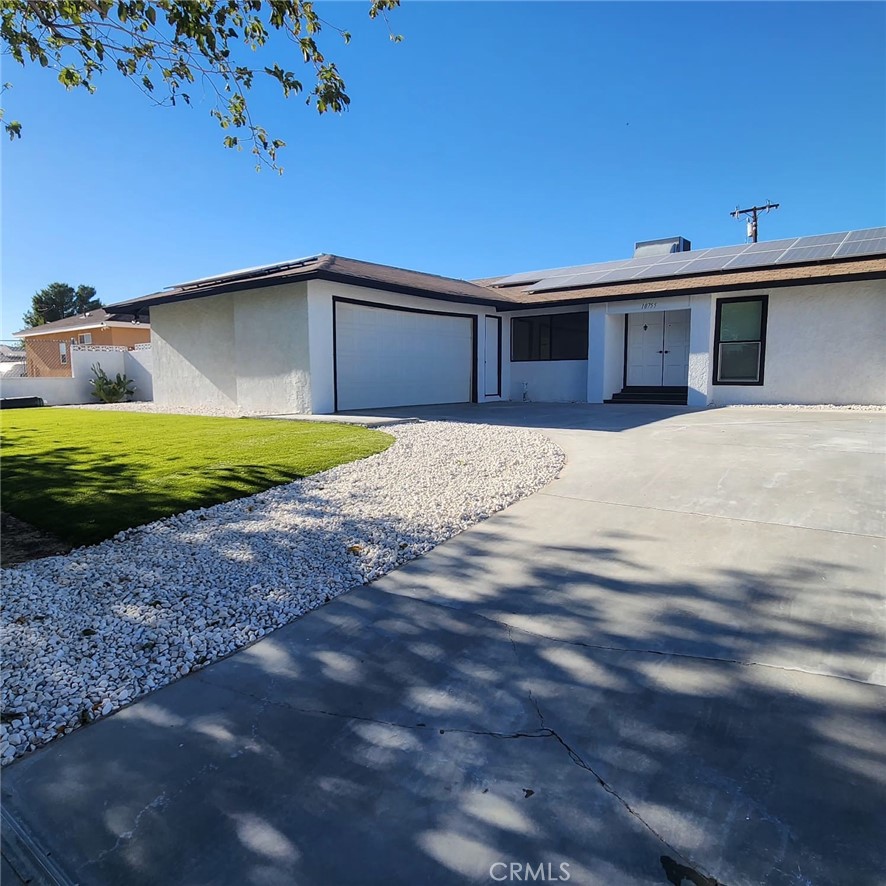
[0,0,401,171]
[22,282,103,327]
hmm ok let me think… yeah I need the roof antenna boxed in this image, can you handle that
[731,201,779,243]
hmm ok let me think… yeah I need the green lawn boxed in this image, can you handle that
[0,409,393,546]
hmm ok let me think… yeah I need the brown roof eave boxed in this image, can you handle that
[110,268,513,312]
[310,270,510,308]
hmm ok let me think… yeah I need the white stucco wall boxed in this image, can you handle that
[587,306,625,403]
[233,286,311,414]
[151,295,237,410]
[123,348,153,401]
[687,293,713,407]
[709,280,886,405]
[502,305,590,403]
[151,282,310,413]
[306,288,335,413]
[509,360,588,402]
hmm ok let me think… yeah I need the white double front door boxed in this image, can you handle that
[626,309,690,387]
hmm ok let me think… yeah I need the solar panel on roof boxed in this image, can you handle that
[493,259,640,287]
[655,249,709,264]
[530,271,612,291]
[723,250,787,269]
[695,244,749,258]
[494,225,884,294]
[775,244,846,264]
[668,256,736,275]
[172,255,319,289]
[834,237,886,257]
[584,268,639,284]
[845,227,886,242]
[630,261,694,279]
[527,274,584,292]
[740,238,798,253]
[792,232,850,246]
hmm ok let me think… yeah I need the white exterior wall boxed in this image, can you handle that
[503,305,590,403]
[585,281,885,407]
[509,360,588,402]
[151,294,238,410]
[306,288,335,413]
[151,283,310,413]
[709,280,886,406]
[587,305,625,403]
[687,293,713,407]
[307,280,502,413]
[233,286,311,413]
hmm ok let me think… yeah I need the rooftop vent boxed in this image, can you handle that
[633,236,691,258]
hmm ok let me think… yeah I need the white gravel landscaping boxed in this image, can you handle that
[0,421,564,765]
[715,403,886,411]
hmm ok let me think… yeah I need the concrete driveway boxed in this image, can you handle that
[3,405,884,886]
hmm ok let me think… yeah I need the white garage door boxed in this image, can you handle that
[335,301,474,410]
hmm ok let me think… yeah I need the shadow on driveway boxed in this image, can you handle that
[2,405,884,885]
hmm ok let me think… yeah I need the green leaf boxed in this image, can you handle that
[0,0,402,173]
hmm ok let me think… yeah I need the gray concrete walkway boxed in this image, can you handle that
[2,405,884,885]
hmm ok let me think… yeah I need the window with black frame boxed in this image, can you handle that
[713,295,768,384]
[511,312,588,361]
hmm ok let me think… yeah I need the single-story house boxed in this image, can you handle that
[14,309,151,378]
[108,226,886,412]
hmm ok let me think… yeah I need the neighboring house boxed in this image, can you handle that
[108,226,886,412]
[0,343,26,378]
[13,310,151,377]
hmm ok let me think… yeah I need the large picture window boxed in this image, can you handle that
[713,295,768,385]
[511,312,588,362]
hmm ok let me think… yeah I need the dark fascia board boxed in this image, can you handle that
[312,270,509,307]
[109,268,511,312]
[493,267,886,312]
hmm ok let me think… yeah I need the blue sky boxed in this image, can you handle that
[2,1,884,338]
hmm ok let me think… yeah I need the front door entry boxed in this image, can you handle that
[626,310,690,387]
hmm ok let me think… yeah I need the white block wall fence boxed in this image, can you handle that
[0,346,153,406]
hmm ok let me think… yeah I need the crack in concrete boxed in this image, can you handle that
[410,591,881,688]
[504,627,725,885]
[81,758,221,872]
[201,672,727,884]
[195,674,553,743]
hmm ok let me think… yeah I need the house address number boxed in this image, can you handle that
[641,302,657,309]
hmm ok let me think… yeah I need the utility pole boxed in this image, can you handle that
[731,201,779,243]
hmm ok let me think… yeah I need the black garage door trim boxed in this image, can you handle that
[332,296,478,412]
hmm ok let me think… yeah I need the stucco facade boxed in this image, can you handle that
[151,282,311,413]
[706,281,885,406]
[133,263,886,414]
